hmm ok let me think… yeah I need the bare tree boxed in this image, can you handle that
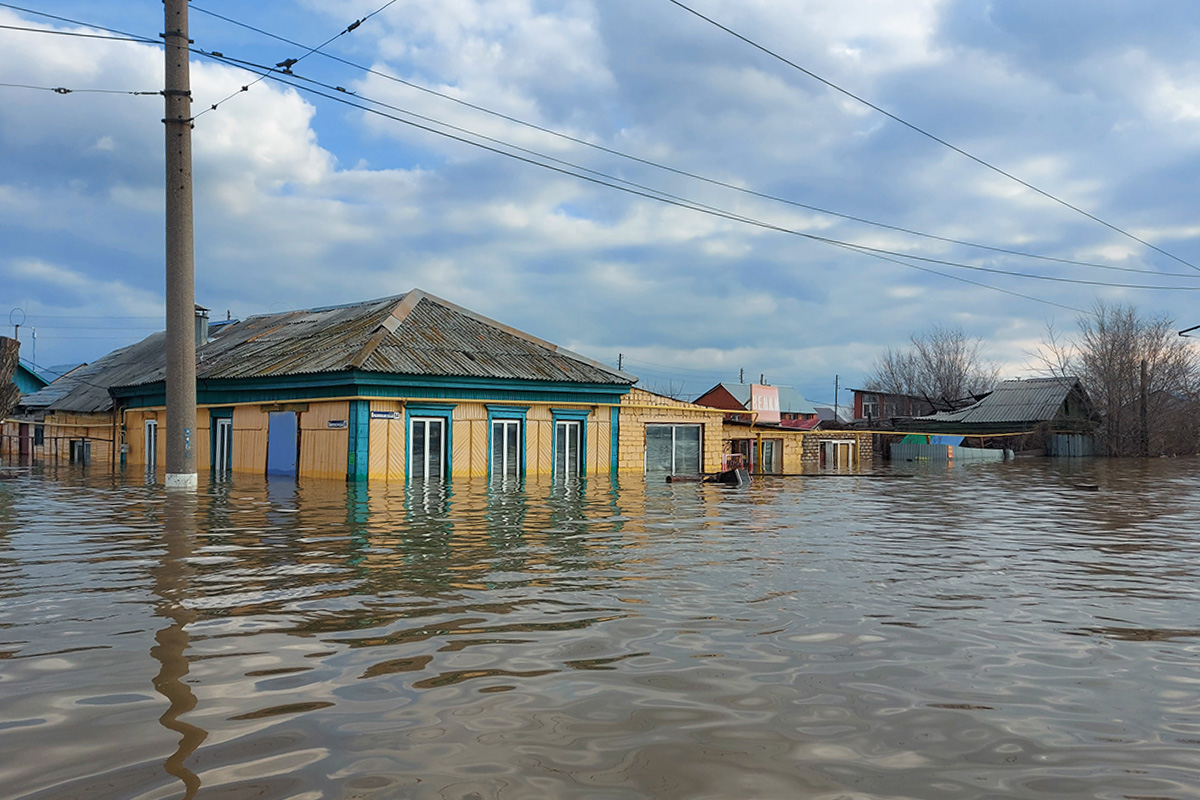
[866,325,999,404]
[0,337,19,420]
[1036,302,1200,456]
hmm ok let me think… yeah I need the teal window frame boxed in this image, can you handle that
[486,405,528,482]
[551,408,590,479]
[406,403,455,482]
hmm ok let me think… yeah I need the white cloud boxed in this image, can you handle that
[3,0,1200,391]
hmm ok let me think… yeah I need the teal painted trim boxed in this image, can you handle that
[610,406,620,475]
[347,399,370,481]
[486,405,528,483]
[552,408,591,479]
[486,404,529,419]
[405,403,455,484]
[113,371,632,409]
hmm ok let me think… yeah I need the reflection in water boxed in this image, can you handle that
[150,491,205,798]
[0,459,1199,798]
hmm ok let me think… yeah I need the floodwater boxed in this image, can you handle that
[1,460,1199,800]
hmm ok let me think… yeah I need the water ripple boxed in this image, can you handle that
[1,460,1199,797]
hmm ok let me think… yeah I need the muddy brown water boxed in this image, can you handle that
[1,459,1199,799]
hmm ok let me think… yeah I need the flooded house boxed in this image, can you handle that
[691,382,869,472]
[849,387,947,424]
[108,291,642,481]
[2,341,157,467]
[693,382,820,428]
[892,376,1100,457]
[3,292,875,479]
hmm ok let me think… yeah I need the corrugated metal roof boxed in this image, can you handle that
[19,334,165,413]
[922,377,1082,425]
[97,290,635,396]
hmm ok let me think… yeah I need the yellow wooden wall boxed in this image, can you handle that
[116,398,622,482]
[124,408,206,468]
[0,412,119,465]
[233,405,268,473]
[299,401,349,480]
[365,400,614,481]
[367,400,406,481]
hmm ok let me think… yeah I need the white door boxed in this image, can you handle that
[144,420,158,469]
[555,420,582,480]
[214,418,233,475]
[409,417,446,480]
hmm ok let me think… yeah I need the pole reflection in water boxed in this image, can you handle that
[150,490,206,798]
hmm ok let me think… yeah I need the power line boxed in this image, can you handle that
[15,314,163,320]
[192,0,400,121]
[214,60,1180,312]
[663,0,1200,273]
[7,4,1188,282]
[215,57,1200,293]
[0,4,157,43]
[0,81,159,96]
[0,8,1160,313]
[0,21,155,45]
[186,5,1194,281]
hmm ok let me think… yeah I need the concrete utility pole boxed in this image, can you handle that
[163,0,197,489]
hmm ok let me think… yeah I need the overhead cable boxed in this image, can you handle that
[223,59,1200,293]
[0,4,156,43]
[193,0,399,120]
[8,2,1186,280]
[663,0,1200,273]
[0,81,159,96]
[214,61,1128,313]
[187,5,1190,280]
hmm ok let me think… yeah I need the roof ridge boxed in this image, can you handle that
[349,291,423,369]
[405,289,633,381]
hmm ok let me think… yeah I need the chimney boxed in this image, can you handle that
[194,304,210,347]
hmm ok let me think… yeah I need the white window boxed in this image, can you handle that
[862,395,879,419]
[646,424,701,474]
[410,417,446,480]
[491,419,522,481]
[821,439,856,468]
[761,438,782,473]
[554,420,582,480]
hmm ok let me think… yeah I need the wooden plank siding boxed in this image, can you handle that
[299,401,350,480]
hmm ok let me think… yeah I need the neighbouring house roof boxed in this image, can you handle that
[30,290,636,413]
[695,383,817,415]
[14,361,50,393]
[812,406,851,424]
[897,376,1097,433]
[17,339,163,414]
[849,387,978,413]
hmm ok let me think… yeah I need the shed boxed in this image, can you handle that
[895,376,1098,435]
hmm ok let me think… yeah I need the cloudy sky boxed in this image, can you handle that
[4,1,1200,404]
